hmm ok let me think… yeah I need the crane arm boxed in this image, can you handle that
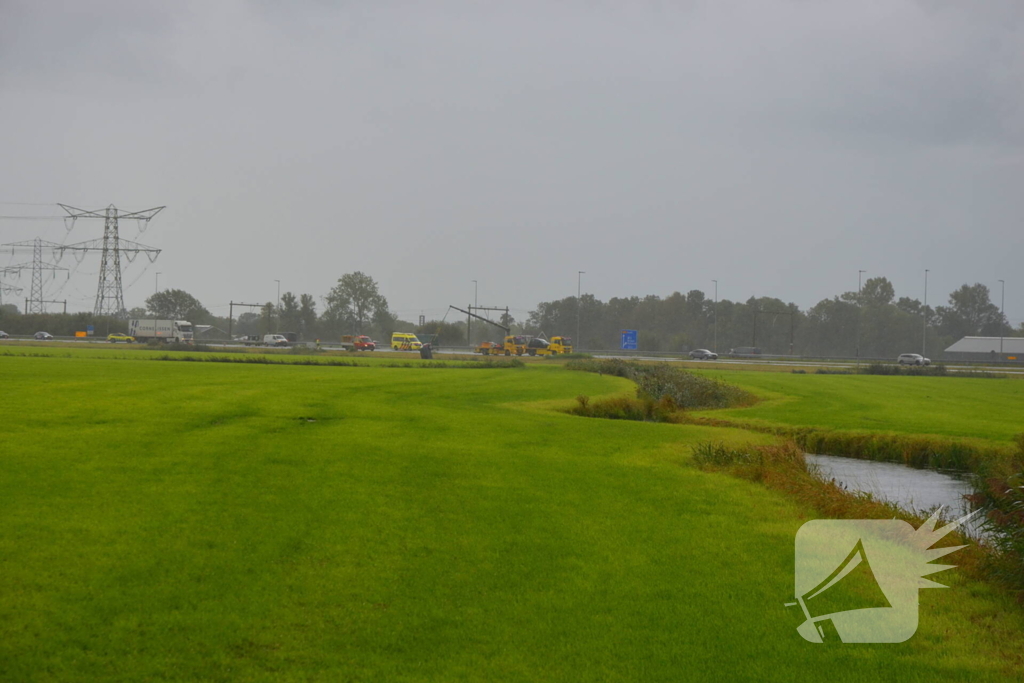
[448,305,510,334]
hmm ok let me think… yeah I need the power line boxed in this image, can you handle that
[0,238,70,313]
[58,203,164,318]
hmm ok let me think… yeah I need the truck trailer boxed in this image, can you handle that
[128,319,194,343]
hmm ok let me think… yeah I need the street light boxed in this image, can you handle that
[857,270,866,361]
[712,280,718,353]
[577,271,585,351]
[155,272,162,295]
[922,269,929,355]
[275,280,281,309]
[999,279,1005,357]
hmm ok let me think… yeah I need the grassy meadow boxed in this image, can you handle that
[2,348,1024,681]
[689,369,1024,444]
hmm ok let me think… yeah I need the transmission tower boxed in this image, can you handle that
[0,238,69,313]
[0,266,25,308]
[58,204,164,318]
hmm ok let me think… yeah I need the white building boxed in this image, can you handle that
[944,336,1024,361]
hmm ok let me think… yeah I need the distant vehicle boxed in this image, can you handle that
[235,334,261,346]
[477,335,529,356]
[281,332,300,343]
[391,332,423,350]
[526,337,550,356]
[689,349,718,360]
[107,333,135,343]
[548,336,573,354]
[728,347,762,357]
[523,336,573,356]
[898,353,931,366]
[476,340,502,355]
[34,331,54,340]
[341,335,375,351]
[263,334,289,347]
[128,319,193,343]
[0,330,9,339]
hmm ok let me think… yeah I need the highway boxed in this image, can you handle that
[4,336,1021,375]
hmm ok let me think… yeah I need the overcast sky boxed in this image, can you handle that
[2,0,1022,324]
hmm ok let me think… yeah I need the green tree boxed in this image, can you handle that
[937,283,1008,339]
[324,272,389,333]
[260,302,275,335]
[299,294,317,336]
[278,292,301,332]
[145,289,210,322]
[416,320,466,346]
[235,312,261,336]
[859,277,895,307]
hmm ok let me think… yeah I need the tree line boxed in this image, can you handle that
[0,274,1016,356]
[525,278,1017,357]
[0,272,412,342]
[144,271,405,341]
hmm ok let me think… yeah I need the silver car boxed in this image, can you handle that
[897,353,930,366]
[689,349,718,360]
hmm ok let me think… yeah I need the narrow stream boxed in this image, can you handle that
[805,454,981,536]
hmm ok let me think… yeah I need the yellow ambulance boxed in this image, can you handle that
[391,332,423,350]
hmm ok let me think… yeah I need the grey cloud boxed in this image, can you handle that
[0,1,1021,323]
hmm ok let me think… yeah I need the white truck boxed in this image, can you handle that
[129,319,194,343]
[263,334,289,347]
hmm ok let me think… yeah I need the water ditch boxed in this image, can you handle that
[804,454,982,536]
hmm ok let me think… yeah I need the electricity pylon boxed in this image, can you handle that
[0,266,25,308]
[58,204,164,318]
[0,238,69,313]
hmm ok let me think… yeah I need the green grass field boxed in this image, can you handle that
[3,350,1024,681]
[692,370,1024,444]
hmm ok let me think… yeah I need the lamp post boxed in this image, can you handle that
[922,269,929,356]
[577,271,585,351]
[274,280,281,333]
[999,279,1005,357]
[857,270,866,362]
[155,272,162,295]
[712,279,718,354]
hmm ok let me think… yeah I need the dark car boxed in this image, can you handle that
[34,331,54,340]
[688,349,718,360]
[526,337,550,356]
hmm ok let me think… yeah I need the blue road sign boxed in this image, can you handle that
[86,325,95,336]
[621,329,638,350]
